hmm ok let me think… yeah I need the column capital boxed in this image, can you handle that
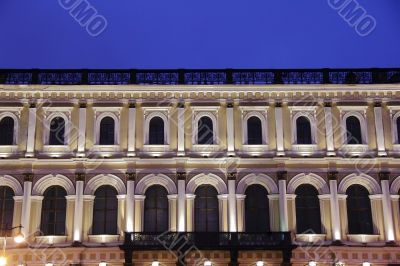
[177,102,185,108]
[177,171,186,181]
[23,173,34,182]
[79,102,87,108]
[227,172,237,180]
[379,171,390,181]
[277,171,287,181]
[324,102,332,108]
[374,101,382,108]
[129,102,136,108]
[227,102,234,108]
[75,172,85,181]
[126,172,136,181]
[275,102,282,108]
[327,171,338,180]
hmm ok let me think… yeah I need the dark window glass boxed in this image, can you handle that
[149,117,165,145]
[346,185,373,234]
[198,116,214,144]
[245,185,269,232]
[295,184,321,234]
[0,117,14,145]
[99,117,115,145]
[247,116,262,145]
[346,116,362,144]
[194,185,219,232]
[92,185,118,235]
[0,186,14,236]
[40,186,67,235]
[144,185,169,233]
[396,117,400,144]
[49,117,65,145]
[296,116,312,144]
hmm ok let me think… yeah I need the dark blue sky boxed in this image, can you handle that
[0,0,399,69]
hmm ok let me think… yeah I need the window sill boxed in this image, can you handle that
[241,144,269,155]
[0,145,18,157]
[339,144,369,156]
[347,234,380,243]
[35,235,67,245]
[42,145,71,156]
[88,234,121,243]
[295,233,326,243]
[291,144,318,156]
[191,144,220,156]
[92,145,120,152]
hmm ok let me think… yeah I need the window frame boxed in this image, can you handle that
[0,186,14,236]
[240,106,268,146]
[143,107,170,146]
[92,185,119,235]
[40,186,67,236]
[0,108,20,146]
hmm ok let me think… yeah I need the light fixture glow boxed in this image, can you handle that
[45,263,53,266]
[0,256,6,266]
[309,261,317,266]
[204,260,212,266]
[152,261,160,266]
[99,262,107,266]
[362,262,371,266]
[256,261,264,266]
[14,232,25,243]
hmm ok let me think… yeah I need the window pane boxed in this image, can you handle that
[245,185,269,232]
[346,185,373,234]
[149,117,165,145]
[0,187,14,236]
[295,184,321,234]
[194,185,219,232]
[99,117,115,145]
[296,116,312,144]
[346,116,362,144]
[92,186,118,235]
[40,186,67,235]
[49,117,65,145]
[144,185,168,233]
[247,116,263,145]
[0,117,14,145]
[198,117,214,144]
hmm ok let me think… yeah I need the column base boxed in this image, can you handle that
[276,151,285,156]
[326,151,336,156]
[25,152,34,157]
[177,151,185,156]
[378,151,387,157]
[227,151,236,157]
[76,152,86,158]
[127,151,136,157]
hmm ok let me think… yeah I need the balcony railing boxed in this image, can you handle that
[1,68,400,85]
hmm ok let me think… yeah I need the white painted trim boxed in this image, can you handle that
[0,112,20,145]
[338,173,381,194]
[287,173,329,194]
[186,172,227,194]
[94,110,121,145]
[291,112,317,145]
[84,174,126,195]
[42,112,71,146]
[240,107,268,145]
[390,175,400,194]
[236,173,278,194]
[32,174,75,195]
[143,109,170,145]
[390,109,400,144]
[192,110,219,145]
[0,175,23,196]
[339,109,368,145]
[135,173,177,195]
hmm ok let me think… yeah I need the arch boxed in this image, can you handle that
[43,112,70,145]
[341,112,368,144]
[292,112,317,145]
[0,113,19,145]
[287,173,329,194]
[135,174,177,195]
[390,175,400,194]
[237,173,278,194]
[94,112,119,145]
[0,175,23,196]
[32,174,75,196]
[197,116,214,144]
[149,116,165,145]
[144,112,169,145]
[242,111,268,145]
[193,112,218,145]
[187,173,227,194]
[338,173,381,194]
[84,174,126,195]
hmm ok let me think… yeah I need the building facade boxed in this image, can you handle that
[0,69,399,266]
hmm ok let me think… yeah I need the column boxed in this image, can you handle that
[379,172,395,242]
[369,194,385,241]
[29,196,44,236]
[318,195,331,238]
[65,196,75,241]
[236,194,245,232]
[275,103,285,156]
[127,103,136,157]
[77,102,87,156]
[328,171,342,242]
[117,195,126,235]
[125,173,135,233]
[177,172,186,232]
[218,194,229,232]
[168,195,178,231]
[177,103,185,156]
[324,103,336,156]
[134,195,145,232]
[227,103,235,156]
[278,171,288,231]
[82,195,95,240]
[73,173,84,242]
[286,194,297,233]
[227,172,237,232]
[338,195,348,240]
[374,103,387,156]
[12,196,23,228]
[26,103,37,157]
[390,195,400,241]
[267,194,280,231]
[186,194,195,232]
[21,173,33,238]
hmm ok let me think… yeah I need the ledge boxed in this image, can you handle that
[347,234,380,243]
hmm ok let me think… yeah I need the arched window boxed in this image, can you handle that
[245,185,269,232]
[346,116,362,144]
[0,186,14,236]
[144,185,169,233]
[92,185,118,235]
[346,185,373,234]
[49,117,65,145]
[396,117,400,143]
[197,116,214,144]
[40,186,67,235]
[296,116,312,144]
[194,185,219,232]
[295,184,321,234]
[149,117,165,145]
[99,117,115,145]
[247,116,262,145]
[0,117,14,145]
